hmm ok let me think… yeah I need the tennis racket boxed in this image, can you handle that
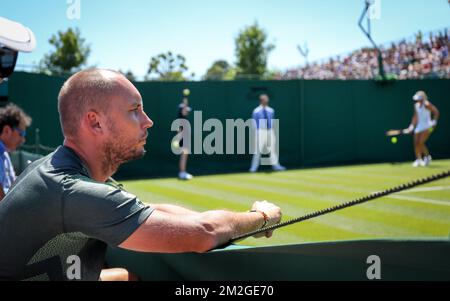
[385,129,409,136]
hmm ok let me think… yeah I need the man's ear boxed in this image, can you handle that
[85,111,103,134]
[1,125,12,136]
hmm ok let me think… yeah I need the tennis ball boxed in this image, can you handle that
[183,89,190,96]
[391,137,398,144]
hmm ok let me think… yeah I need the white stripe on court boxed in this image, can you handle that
[398,186,450,193]
[388,195,450,207]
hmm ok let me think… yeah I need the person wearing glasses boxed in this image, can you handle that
[0,103,32,200]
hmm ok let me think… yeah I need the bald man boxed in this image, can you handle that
[0,69,282,281]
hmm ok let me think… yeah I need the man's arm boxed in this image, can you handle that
[119,201,281,253]
[151,204,199,215]
[0,165,5,201]
[252,111,258,131]
[0,185,5,201]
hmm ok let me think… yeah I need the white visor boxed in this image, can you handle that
[0,17,36,52]
[413,94,423,101]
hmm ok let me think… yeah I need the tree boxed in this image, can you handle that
[39,27,90,75]
[147,51,191,81]
[235,22,275,78]
[204,60,236,80]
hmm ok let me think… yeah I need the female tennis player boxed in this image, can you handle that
[403,91,440,167]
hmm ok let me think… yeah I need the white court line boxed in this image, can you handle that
[399,186,450,193]
[388,195,450,207]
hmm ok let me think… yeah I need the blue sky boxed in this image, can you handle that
[2,0,449,79]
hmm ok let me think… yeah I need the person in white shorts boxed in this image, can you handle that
[176,96,193,180]
[249,94,286,173]
[403,91,440,167]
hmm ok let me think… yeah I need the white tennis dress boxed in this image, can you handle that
[414,102,433,134]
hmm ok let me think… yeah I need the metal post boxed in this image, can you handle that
[358,0,386,80]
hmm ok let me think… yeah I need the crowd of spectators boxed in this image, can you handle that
[280,29,450,80]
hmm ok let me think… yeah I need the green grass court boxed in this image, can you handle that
[122,160,450,247]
